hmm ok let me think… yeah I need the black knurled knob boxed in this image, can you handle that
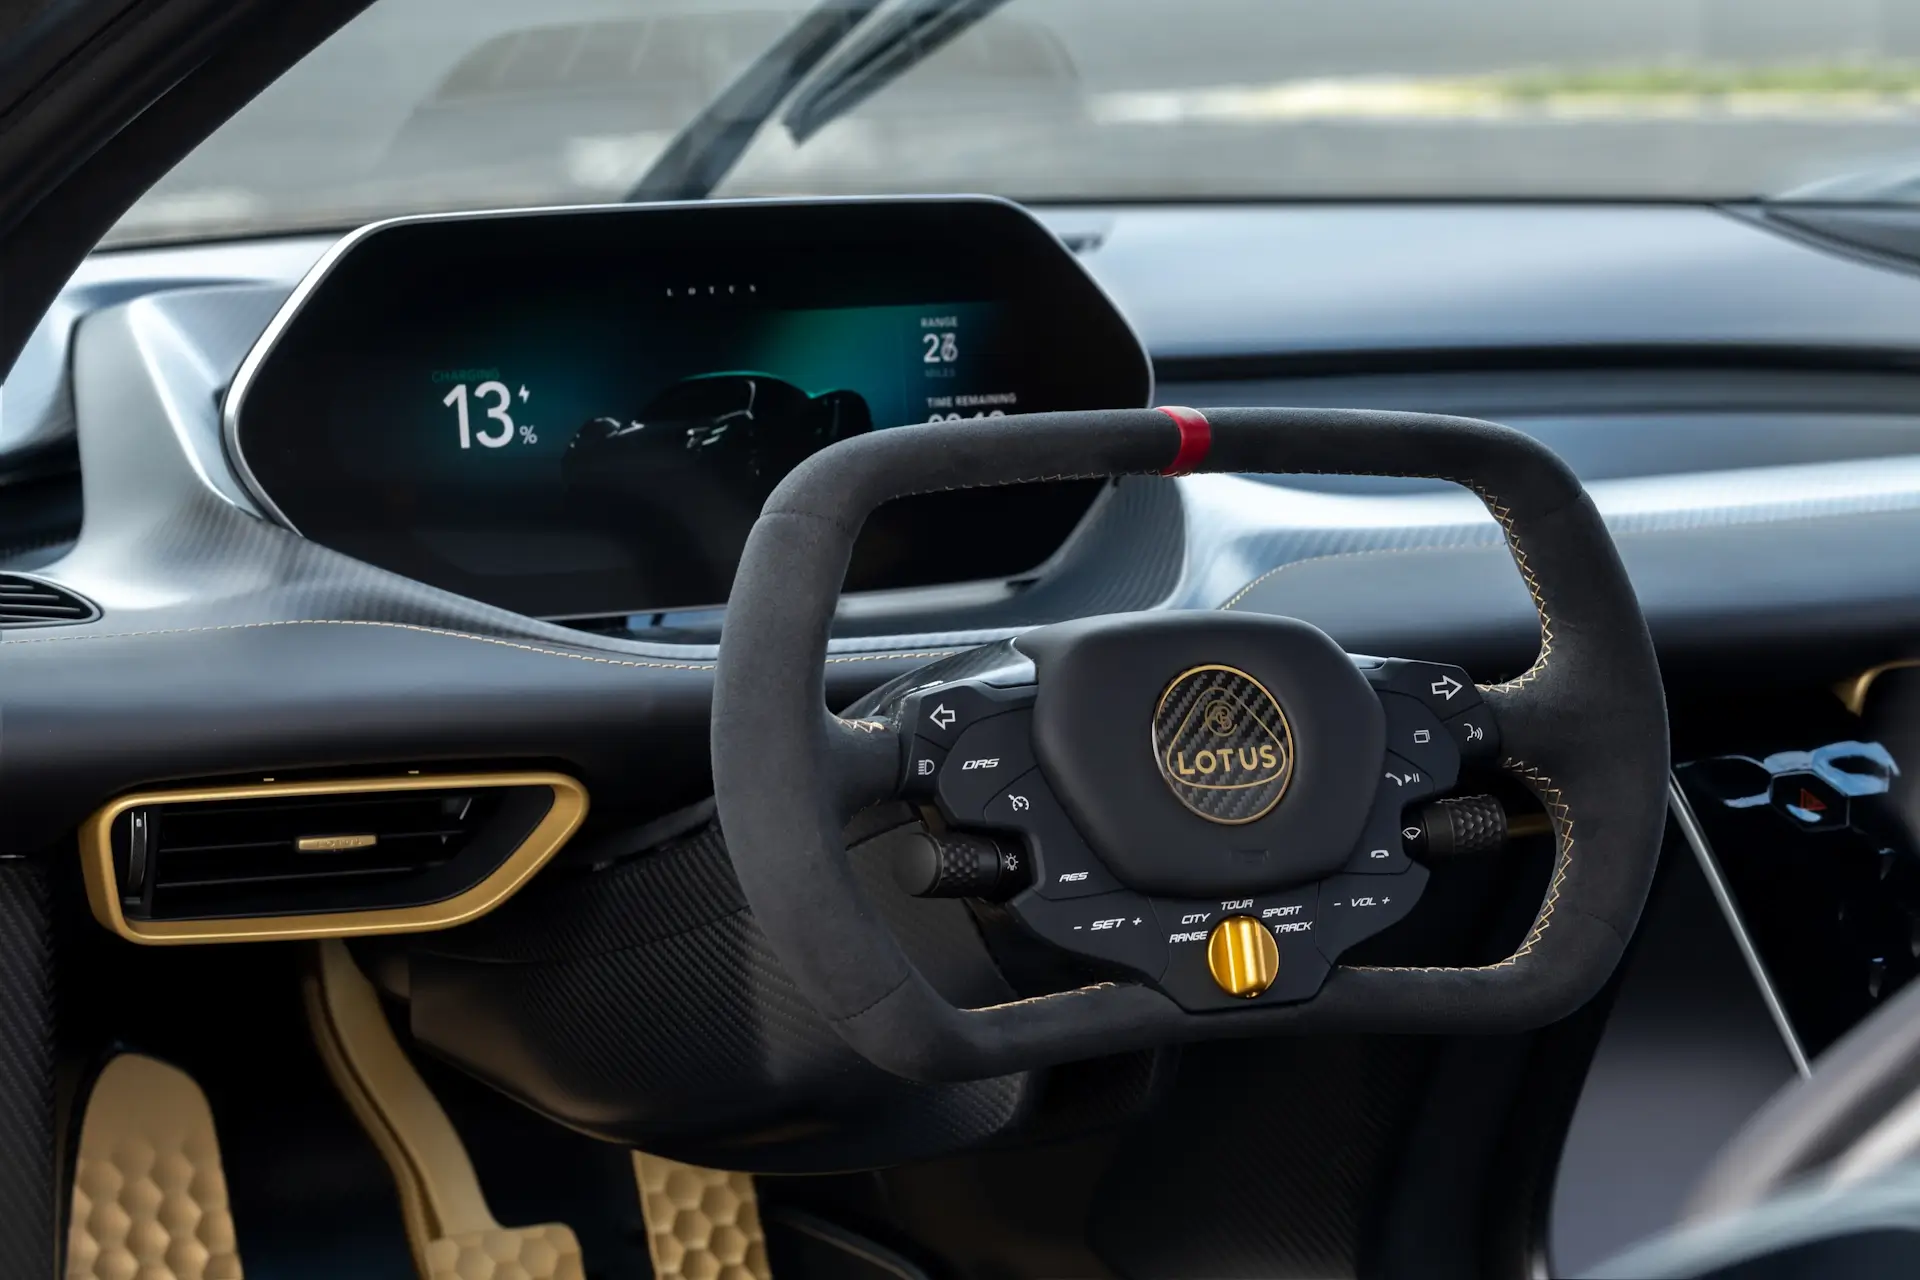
[893,829,1029,900]
[1410,795,1508,859]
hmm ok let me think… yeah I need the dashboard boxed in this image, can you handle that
[13,196,1920,1272]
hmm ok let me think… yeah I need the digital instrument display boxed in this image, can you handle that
[228,198,1150,619]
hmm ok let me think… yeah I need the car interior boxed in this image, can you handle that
[14,1,1920,1277]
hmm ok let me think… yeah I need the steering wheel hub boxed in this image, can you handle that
[1022,611,1387,897]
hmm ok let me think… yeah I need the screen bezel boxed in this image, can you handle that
[224,196,1152,621]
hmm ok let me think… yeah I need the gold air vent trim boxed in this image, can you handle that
[80,771,587,945]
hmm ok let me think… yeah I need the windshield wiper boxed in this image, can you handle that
[626,0,1011,203]
[626,0,886,203]
[780,0,1011,144]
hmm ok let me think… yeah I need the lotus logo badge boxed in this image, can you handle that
[1152,664,1294,824]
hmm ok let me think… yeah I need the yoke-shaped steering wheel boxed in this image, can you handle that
[712,406,1668,1081]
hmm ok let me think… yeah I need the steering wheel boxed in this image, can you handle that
[711,406,1668,1081]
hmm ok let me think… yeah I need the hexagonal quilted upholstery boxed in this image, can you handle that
[66,1054,242,1280]
[422,1224,582,1280]
[632,1155,768,1280]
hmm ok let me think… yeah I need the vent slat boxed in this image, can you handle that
[159,827,470,855]
[134,785,507,919]
[156,839,291,855]
[0,575,97,629]
[171,794,475,818]
[158,861,455,891]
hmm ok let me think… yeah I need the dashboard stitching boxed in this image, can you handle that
[823,651,964,664]
[1347,758,1570,973]
[0,619,962,669]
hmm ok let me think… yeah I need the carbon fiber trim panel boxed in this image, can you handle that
[1090,1035,1434,1279]
[0,864,54,1279]
[400,822,1036,1173]
[0,282,1178,845]
[47,278,1172,654]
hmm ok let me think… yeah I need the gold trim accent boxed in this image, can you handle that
[1837,658,1920,716]
[307,941,584,1280]
[1151,663,1295,825]
[297,833,378,852]
[1206,914,1280,997]
[80,771,588,945]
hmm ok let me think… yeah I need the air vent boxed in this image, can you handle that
[0,573,97,627]
[84,773,587,941]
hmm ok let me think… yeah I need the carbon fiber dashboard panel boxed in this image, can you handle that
[0,286,1186,847]
[0,865,53,1279]
[398,820,1038,1173]
[1090,1034,1434,1279]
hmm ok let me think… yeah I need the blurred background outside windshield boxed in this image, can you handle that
[109,0,1920,244]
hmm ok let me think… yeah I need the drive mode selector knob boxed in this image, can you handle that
[1206,915,1280,997]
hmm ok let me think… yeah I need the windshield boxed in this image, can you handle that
[107,0,1920,245]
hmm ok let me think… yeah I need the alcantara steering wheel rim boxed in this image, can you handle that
[712,406,1668,1082]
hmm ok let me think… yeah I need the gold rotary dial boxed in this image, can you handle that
[1206,915,1280,997]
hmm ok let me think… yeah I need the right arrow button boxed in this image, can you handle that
[1364,658,1482,720]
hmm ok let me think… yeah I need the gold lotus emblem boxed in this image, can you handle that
[1151,664,1294,824]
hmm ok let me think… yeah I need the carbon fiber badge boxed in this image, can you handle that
[1152,665,1294,824]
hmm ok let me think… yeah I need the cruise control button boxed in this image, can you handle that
[902,738,947,799]
[1315,863,1430,962]
[1010,891,1167,981]
[1156,886,1325,1009]
[1366,659,1481,719]
[1377,693,1459,791]
[981,770,1121,899]
[936,711,1036,822]
[1444,704,1500,760]
[904,682,1033,750]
